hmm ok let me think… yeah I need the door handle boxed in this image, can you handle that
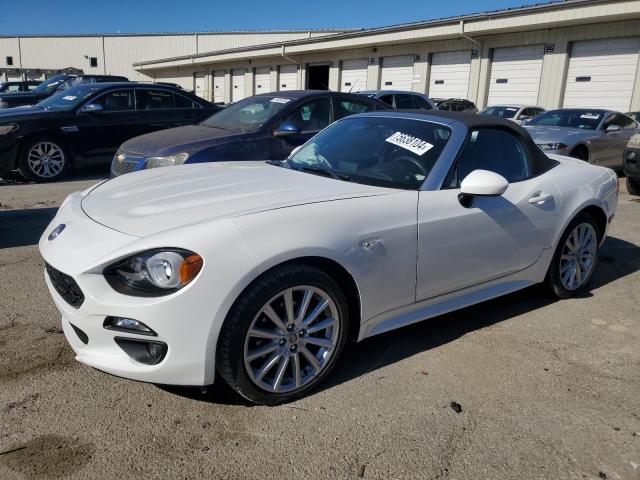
[528,192,553,205]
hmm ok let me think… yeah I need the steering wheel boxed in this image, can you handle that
[392,155,428,177]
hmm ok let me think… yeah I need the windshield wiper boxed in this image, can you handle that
[296,165,349,182]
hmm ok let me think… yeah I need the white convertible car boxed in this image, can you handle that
[40,111,618,404]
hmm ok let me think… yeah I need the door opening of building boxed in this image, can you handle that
[307,65,330,90]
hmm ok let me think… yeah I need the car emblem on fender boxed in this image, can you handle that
[48,224,66,241]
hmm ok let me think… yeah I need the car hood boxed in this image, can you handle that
[119,124,247,156]
[0,106,53,119]
[81,161,396,237]
[524,125,598,145]
[0,91,44,100]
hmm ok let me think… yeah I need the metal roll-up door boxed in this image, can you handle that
[429,50,472,99]
[231,69,246,102]
[340,59,368,92]
[563,38,640,111]
[279,65,297,91]
[487,45,545,105]
[254,67,271,95]
[213,71,225,103]
[380,55,414,91]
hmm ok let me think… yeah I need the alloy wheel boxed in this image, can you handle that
[27,141,65,178]
[243,286,340,393]
[559,222,597,291]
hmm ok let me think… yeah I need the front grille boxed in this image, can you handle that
[45,263,84,308]
[111,154,143,177]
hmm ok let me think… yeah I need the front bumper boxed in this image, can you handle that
[39,191,258,386]
[623,148,640,179]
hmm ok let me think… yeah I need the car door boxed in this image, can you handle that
[270,97,332,158]
[416,127,560,300]
[332,96,377,121]
[134,88,185,136]
[394,93,416,109]
[589,114,639,169]
[73,88,137,165]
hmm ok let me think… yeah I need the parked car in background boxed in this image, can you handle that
[478,105,545,125]
[432,98,478,113]
[0,80,40,93]
[0,74,128,109]
[624,133,640,195]
[356,90,437,110]
[111,90,390,176]
[40,110,618,404]
[524,109,640,170]
[0,82,219,181]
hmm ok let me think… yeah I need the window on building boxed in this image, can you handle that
[90,57,98,68]
[6,56,13,66]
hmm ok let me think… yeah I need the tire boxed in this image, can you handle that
[216,263,349,405]
[570,146,589,162]
[18,137,70,182]
[545,212,600,299]
[627,176,640,196]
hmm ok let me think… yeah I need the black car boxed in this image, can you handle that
[111,90,390,176]
[0,74,129,109]
[0,82,220,181]
[0,81,40,93]
[432,98,478,113]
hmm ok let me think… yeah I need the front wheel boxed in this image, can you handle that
[216,264,348,405]
[545,212,599,298]
[627,176,640,195]
[18,137,70,182]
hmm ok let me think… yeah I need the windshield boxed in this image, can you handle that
[201,96,291,132]
[479,106,519,119]
[527,110,603,130]
[286,116,451,190]
[34,84,101,111]
[32,75,70,94]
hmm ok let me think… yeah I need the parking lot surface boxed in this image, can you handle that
[1,174,639,480]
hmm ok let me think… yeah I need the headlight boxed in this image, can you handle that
[0,124,18,135]
[146,153,189,169]
[104,248,203,296]
[537,142,567,151]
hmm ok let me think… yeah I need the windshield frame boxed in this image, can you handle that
[283,114,456,191]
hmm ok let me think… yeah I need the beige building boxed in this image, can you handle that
[2,0,640,111]
[133,0,640,111]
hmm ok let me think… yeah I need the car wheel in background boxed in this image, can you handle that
[545,212,600,299]
[18,137,70,182]
[570,145,589,162]
[217,263,349,405]
[626,176,640,195]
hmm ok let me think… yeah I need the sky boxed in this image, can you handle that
[1,0,554,35]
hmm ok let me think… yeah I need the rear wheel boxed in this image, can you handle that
[626,176,640,195]
[216,263,348,405]
[18,137,69,182]
[545,212,599,298]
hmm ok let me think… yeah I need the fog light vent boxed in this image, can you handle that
[69,322,88,345]
[114,337,167,365]
[104,317,156,336]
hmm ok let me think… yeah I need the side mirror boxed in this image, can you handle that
[458,169,509,208]
[274,122,301,137]
[605,124,622,133]
[79,103,103,114]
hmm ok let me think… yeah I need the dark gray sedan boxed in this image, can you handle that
[525,109,639,170]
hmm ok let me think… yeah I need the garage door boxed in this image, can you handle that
[213,71,225,103]
[381,55,414,91]
[563,38,640,112]
[254,67,271,95]
[231,69,245,102]
[429,50,471,99]
[487,45,545,105]
[340,59,368,92]
[279,64,297,91]
[194,72,207,100]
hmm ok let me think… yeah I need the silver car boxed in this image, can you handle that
[478,105,545,125]
[525,109,640,170]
